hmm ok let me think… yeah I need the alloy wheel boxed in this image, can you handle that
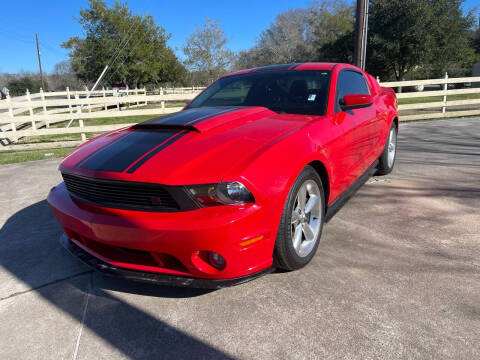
[387,127,397,168]
[290,180,322,257]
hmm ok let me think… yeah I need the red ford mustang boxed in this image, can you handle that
[48,63,398,288]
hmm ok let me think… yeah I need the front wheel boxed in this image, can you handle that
[376,122,397,176]
[274,166,325,271]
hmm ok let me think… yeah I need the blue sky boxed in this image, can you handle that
[0,0,478,74]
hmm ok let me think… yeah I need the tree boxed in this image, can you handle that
[7,77,45,96]
[366,0,476,80]
[365,0,434,80]
[235,1,353,69]
[183,18,234,82]
[62,0,184,86]
[236,8,315,68]
[48,61,81,91]
[474,25,480,54]
[258,9,316,64]
[310,0,354,60]
[422,0,476,78]
[236,48,264,70]
[319,31,355,64]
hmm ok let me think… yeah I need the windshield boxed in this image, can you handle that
[186,70,331,115]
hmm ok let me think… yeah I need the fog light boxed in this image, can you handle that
[208,251,226,270]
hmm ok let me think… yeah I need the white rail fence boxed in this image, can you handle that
[1,75,480,152]
[0,86,201,151]
[380,73,480,121]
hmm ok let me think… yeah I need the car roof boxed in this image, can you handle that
[223,62,355,78]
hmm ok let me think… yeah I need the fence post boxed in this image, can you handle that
[160,88,165,113]
[6,94,17,142]
[66,86,74,125]
[87,90,92,113]
[135,86,140,107]
[40,87,49,127]
[79,119,86,142]
[143,86,148,106]
[442,72,448,116]
[376,76,380,83]
[115,89,120,110]
[102,86,107,111]
[66,87,72,114]
[75,92,81,122]
[26,89,36,131]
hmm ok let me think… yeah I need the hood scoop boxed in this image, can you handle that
[132,123,199,132]
[133,106,270,133]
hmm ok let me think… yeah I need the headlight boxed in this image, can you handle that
[186,181,255,206]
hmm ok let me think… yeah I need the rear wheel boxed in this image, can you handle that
[274,166,325,271]
[376,122,397,176]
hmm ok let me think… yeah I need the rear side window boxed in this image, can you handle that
[335,70,370,112]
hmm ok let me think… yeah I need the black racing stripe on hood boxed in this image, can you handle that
[79,129,181,173]
[183,107,238,126]
[288,63,303,70]
[250,63,301,72]
[140,107,234,126]
[75,132,131,167]
[125,130,188,174]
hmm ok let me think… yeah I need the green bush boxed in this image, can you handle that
[7,77,46,96]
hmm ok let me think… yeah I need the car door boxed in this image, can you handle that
[333,70,376,187]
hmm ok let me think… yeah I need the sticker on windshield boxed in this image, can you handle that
[308,94,317,102]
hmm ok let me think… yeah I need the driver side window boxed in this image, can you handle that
[335,70,370,113]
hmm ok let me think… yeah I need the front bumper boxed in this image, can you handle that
[61,234,272,288]
[48,182,275,284]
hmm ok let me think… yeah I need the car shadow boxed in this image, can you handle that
[0,199,233,359]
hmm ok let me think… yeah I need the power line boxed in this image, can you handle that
[105,17,144,71]
[0,30,35,44]
[102,26,148,85]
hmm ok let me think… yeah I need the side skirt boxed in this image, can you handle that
[325,160,379,223]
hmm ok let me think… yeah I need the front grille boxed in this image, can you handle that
[62,172,180,211]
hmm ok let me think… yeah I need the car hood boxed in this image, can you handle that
[60,106,317,185]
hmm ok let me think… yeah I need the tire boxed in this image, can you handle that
[375,122,397,176]
[274,166,325,271]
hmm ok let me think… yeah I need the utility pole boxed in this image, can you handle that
[353,0,369,70]
[35,33,46,90]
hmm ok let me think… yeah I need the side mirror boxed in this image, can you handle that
[340,94,373,111]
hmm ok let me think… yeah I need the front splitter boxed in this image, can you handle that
[60,233,272,289]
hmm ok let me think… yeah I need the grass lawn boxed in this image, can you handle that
[51,113,160,128]
[398,93,480,105]
[0,147,75,165]
[17,113,164,144]
[0,111,174,164]
[1,104,188,165]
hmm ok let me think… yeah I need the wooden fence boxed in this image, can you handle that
[0,86,201,151]
[380,73,480,121]
[1,74,480,152]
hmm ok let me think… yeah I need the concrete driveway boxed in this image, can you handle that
[0,118,479,360]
